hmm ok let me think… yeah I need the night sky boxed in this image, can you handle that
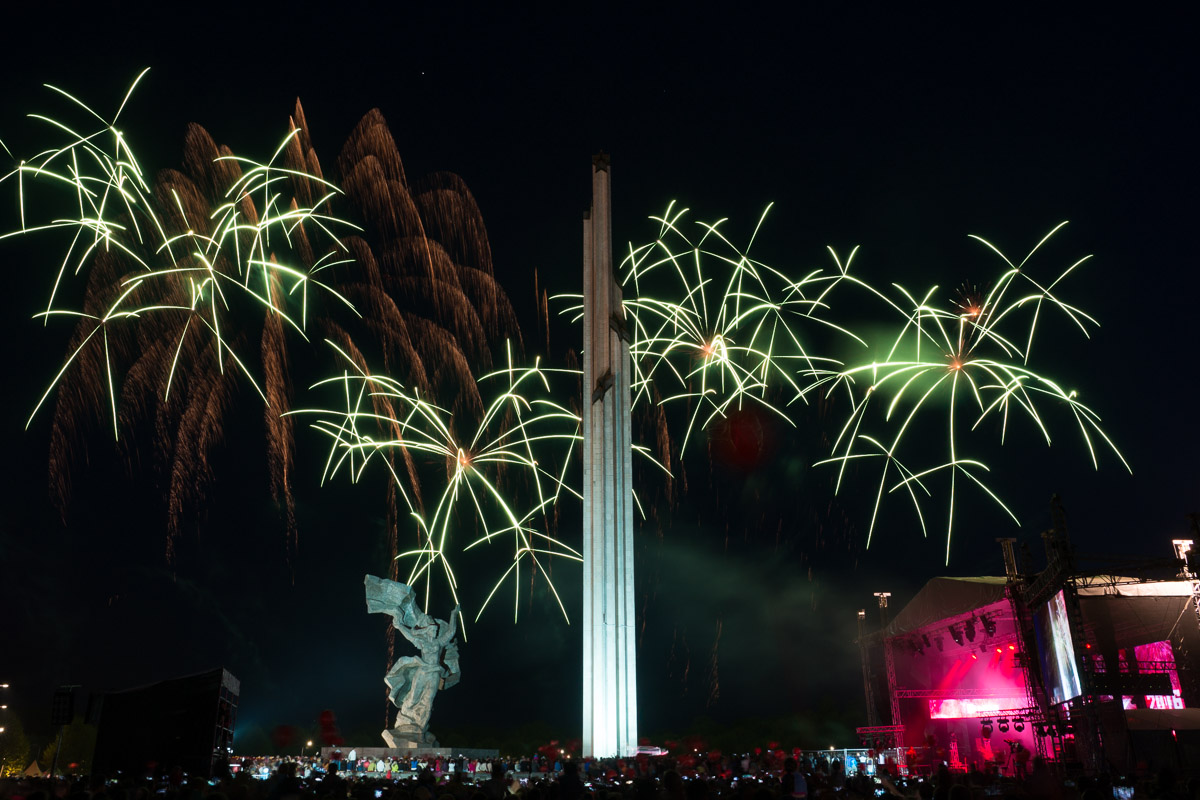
[1,4,1194,755]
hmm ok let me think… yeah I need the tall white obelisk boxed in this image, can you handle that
[582,154,638,758]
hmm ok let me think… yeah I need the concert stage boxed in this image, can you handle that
[857,535,1200,775]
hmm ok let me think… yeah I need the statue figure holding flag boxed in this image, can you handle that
[364,574,461,748]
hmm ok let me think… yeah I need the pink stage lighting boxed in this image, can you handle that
[929,697,1029,719]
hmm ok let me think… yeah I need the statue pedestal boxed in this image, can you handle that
[381,727,439,750]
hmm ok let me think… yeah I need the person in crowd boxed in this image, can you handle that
[265,762,300,800]
[320,762,347,798]
[482,762,508,800]
[782,758,807,800]
[557,761,584,800]
[662,769,686,800]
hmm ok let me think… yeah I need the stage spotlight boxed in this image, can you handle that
[1014,718,1025,732]
[981,613,997,638]
[1034,724,1044,737]
[998,719,1009,733]
[980,719,993,739]
[923,633,932,649]
[935,636,944,652]
[950,626,964,646]
[914,638,925,656]
[965,617,976,642]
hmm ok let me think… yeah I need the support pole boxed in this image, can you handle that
[857,610,879,727]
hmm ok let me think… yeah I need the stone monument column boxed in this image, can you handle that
[582,154,638,758]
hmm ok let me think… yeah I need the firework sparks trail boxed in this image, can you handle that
[290,340,584,629]
[308,208,1126,610]
[7,71,1130,598]
[814,223,1130,561]
[557,207,1126,565]
[5,73,520,563]
[560,202,867,454]
[1,70,359,438]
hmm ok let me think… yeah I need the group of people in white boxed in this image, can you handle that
[234,753,554,781]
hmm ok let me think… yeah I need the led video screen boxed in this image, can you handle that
[1033,589,1082,704]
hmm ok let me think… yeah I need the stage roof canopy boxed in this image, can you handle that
[885,576,1196,643]
[885,577,1007,638]
[1075,578,1193,598]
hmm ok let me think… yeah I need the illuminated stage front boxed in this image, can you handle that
[861,571,1200,775]
[882,584,1041,770]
